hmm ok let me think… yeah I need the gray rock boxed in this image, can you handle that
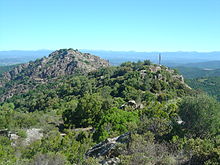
[121,100,144,109]
[23,128,43,145]
[100,157,120,165]
[10,128,43,146]
[85,132,130,158]
[172,74,184,83]
[10,133,19,141]
[149,66,161,73]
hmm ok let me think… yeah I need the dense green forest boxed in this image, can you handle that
[177,61,220,69]
[176,65,220,101]
[186,77,220,101]
[0,58,220,164]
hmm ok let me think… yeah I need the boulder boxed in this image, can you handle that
[9,128,43,146]
[100,157,120,165]
[121,100,144,110]
[24,128,43,145]
[85,132,131,158]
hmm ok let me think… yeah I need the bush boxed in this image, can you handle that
[184,138,220,165]
[93,108,139,142]
[179,95,220,138]
[30,153,67,165]
[17,129,27,138]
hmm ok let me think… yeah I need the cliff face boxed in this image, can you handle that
[0,48,110,101]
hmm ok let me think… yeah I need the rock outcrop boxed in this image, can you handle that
[148,65,189,86]
[0,48,110,102]
[120,100,144,110]
[9,128,43,147]
[85,132,131,158]
[100,157,120,165]
[1,48,109,83]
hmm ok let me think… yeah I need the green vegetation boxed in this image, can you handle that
[186,77,220,101]
[176,66,220,79]
[0,60,219,164]
[179,95,220,138]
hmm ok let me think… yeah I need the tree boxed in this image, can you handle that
[93,108,139,142]
[179,95,220,138]
[63,93,104,128]
[0,103,15,129]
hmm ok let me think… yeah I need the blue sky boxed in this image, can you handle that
[0,0,219,51]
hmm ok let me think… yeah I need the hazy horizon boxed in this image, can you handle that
[1,49,220,67]
[1,49,220,53]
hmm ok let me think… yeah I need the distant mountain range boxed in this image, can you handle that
[1,50,220,67]
[83,50,220,67]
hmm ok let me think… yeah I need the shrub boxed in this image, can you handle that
[179,95,220,138]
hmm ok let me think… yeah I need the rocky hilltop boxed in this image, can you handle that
[1,48,109,84]
[0,48,109,101]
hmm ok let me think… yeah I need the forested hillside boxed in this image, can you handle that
[186,77,220,101]
[176,67,220,79]
[177,60,220,69]
[0,49,219,165]
[176,64,220,101]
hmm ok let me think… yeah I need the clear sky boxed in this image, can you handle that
[0,0,220,51]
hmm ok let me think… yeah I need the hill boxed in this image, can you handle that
[0,50,219,165]
[186,77,220,101]
[6,60,192,113]
[174,61,220,79]
[177,60,220,69]
[0,48,109,102]
[175,67,220,79]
